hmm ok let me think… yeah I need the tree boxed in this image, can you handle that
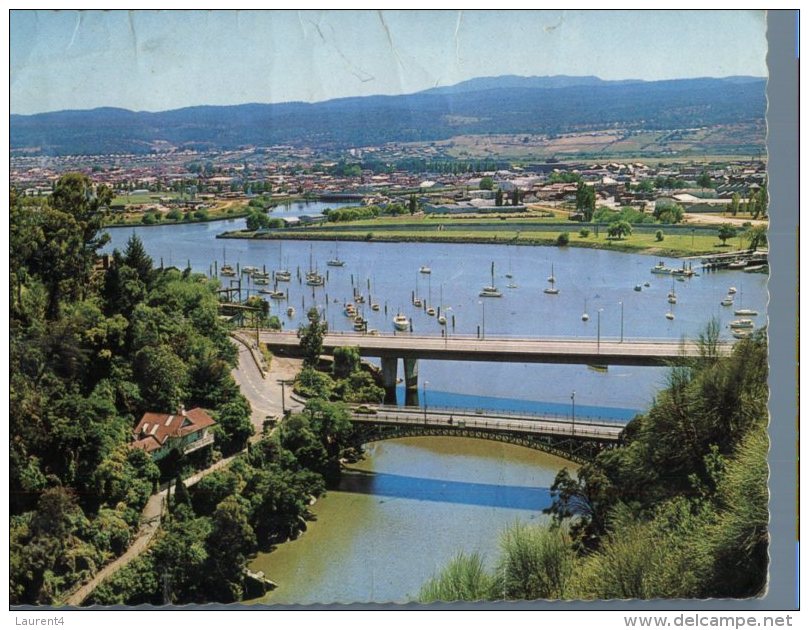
[479,176,494,191]
[245,210,270,231]
[696,170,713,189]
[730,193,741,217]
[495,189,504,207]
[123,234,153,285]
[747,225,768,251]
[297,307,327,368]
[752,183,767,218]
[214,400,254,454]
[556,232,570,246]
[409,194,418,215]
[655,230,664,242]
[575,182,596,222]
[511,189,520,206]
[333,346,361,379]
[205,495,256,601]
[717,224,737,246]
[607,220,632,240]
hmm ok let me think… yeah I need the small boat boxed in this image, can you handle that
[306,274,325,287]
[507,281,518,289]
[728,260,748,270]
[426,307,436,316]
[732,330,754,339]
[371,303,380,311]
[253,277,270,285]
[344,304,357,317]
[242,266,258,275]
[665,311,675,320]
[634,284,642,292]
[286,307,295,317]
[393,313,409,331]
[419,266,431,274]
[587,364,608,373]
[354,294,365,303]
[438,315,447,325]
[268,290,286,300]
[581,298,590,322]
[353,319,367,332]
[413,297,423,307]
[327,241,345,267]
[644,281,651,287]
[734,308,759,317]
[720,296,734,306]
[220,264,236,277]
[275,270,291,282]
[367,328,379,336]
[728,287,737,294]
[730,319,755,329]
[252,271,271,280]
[544,263,559,294]
[480,261,503,298]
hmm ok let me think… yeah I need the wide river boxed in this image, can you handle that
[105,201,768,602]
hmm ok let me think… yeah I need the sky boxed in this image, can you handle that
[10,9,768,115]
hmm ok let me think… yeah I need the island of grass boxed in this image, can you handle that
[218,206,767,259]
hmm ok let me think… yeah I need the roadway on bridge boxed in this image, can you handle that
[352,405,623,441]
[258,330,729,366]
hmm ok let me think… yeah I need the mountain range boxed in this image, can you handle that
[10,75,766,156]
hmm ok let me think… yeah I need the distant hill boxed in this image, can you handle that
[10,75,766,156]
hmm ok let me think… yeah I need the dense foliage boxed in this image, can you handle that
[420,327,769,601]
[9,175,254,604]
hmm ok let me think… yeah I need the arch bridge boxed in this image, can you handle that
[348,406,624,464]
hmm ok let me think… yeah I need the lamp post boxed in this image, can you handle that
[423,380,429,425]
[597,308,604,353]
[619,301,624,343]
[277,379,287,415]
[571,391,576,438]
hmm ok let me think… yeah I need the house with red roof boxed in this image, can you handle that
[131,405,216,461]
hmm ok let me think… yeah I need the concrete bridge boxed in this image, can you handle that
[349,405,623,463]
[258,329,729,398]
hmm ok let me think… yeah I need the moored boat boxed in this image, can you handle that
[393,313,409,331]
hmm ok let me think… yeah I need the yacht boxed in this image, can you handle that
[720,295,734,307]
[327,241,345,267]
[543,263,559,295]
[665,311,675,320]
[480,261,502,298]
[419,266,431,274]
[734,308,759,317]
[581,298,590,322]
[393,313,410,331]
[732,329,754,339]
[728,286,737,295]
[286,306,295,317]
[730,319,755,329]
[220,264,236,277]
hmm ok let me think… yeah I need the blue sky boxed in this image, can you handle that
[10,9,768,115]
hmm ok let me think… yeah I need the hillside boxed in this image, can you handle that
[10,75,766,156]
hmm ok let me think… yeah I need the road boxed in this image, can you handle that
[353,406,623,441]
[258,330,730,366]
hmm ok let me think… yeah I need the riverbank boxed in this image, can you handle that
[217,221,747,258]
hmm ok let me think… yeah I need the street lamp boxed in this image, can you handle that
[423,380,429,425]
[619,301,624,343]
[571,391,576,438]
[597,308,604,353]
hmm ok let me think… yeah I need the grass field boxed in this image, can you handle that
[222,214,752,258]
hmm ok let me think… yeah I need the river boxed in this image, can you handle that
[245,436,572,604]
[104,204,768,603]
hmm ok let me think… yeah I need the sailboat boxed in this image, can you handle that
[274,242,291,282]
[581,298,590,322]
[544,264,559,295]
[393,311,410,331]
[305,245,325,286]
[733,287,758,316]
[220,248,236,276]
[479,261,502,297]
[667,281,677,304]
[327,241,345,267]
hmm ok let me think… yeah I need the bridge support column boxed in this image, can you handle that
[381,357,398,405]
[404,358,419,391]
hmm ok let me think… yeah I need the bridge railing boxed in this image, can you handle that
[251,328,718,345]
[373,404,629,426]
[353,412,622,440]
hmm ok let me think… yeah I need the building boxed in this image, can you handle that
[131,405,216,461]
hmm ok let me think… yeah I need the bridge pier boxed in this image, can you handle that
[381,357,398,405]
[404,358,419,391]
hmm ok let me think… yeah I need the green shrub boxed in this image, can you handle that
[556,232,570,246]
[655,230,664,242]
[579,228,590,238]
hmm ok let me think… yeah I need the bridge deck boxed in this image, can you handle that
[258,330,729,366]
[351,406,623,441]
